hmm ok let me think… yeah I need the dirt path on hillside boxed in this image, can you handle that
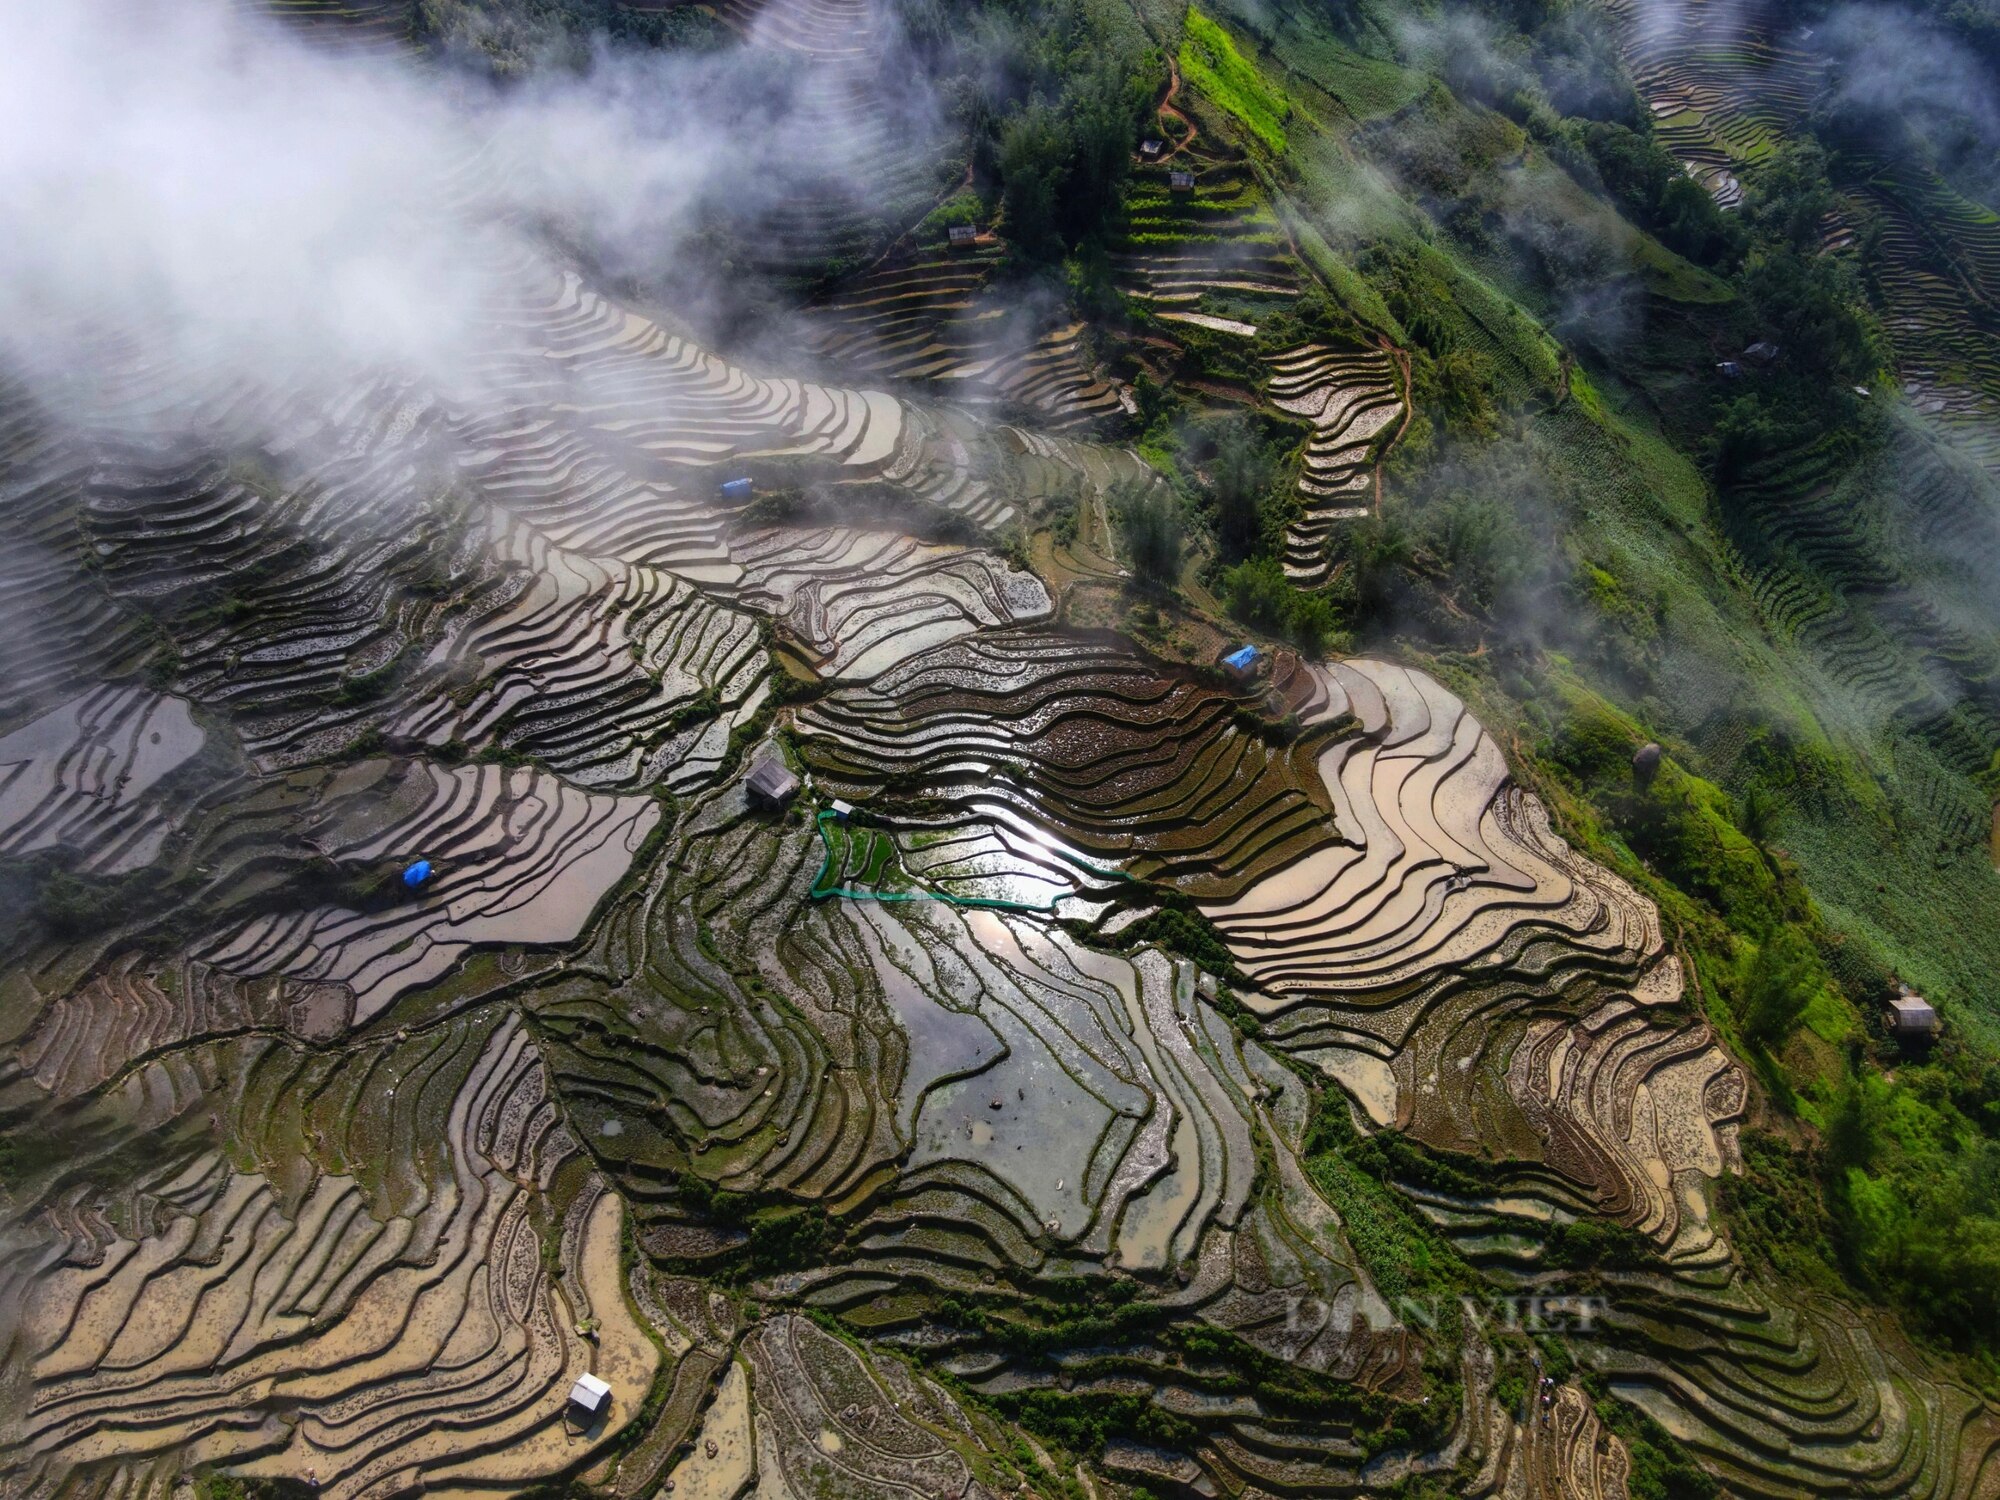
[1153,58,1197,160]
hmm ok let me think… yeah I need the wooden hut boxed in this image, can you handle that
[746,754,800,809]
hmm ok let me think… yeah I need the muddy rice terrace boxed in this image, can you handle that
[5,2,2000,1499]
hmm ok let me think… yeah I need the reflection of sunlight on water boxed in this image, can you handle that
[832,803,1128,915]
[950,868,1067,908]
[924,820,1106,908]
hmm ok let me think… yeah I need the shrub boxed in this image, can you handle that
[1736,925,1822,1046]
[1218,558,1348,653]
[35,869,121,938]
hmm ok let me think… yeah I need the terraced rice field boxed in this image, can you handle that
[647,0,952,284]
[248,0,412,55]
[1113,150,1303,309]
[12,332,1984,1482]
[1596,0,2000,475]
[1269,345,1407,582]
[802,245,1130,429]
[1853,161,2000,473]
[6,1015,660,1498]
[0,688,205,876]
[1702,400,2000,817]
[1598,0,1822,208]
[3,19,1995,1494]
[1110,146,1411,578]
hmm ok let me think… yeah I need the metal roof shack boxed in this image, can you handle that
[719,477,754,500]
[569,1372,612,1418]
[1169,170,1196,193]
[1888,992,1939,1043]
[948,223,979,248]
[1139,138,1165,159]
[1221,645,1260,680]
[1743,340,1781,365]
[1716,360,1743,380]
[746,754,800,809]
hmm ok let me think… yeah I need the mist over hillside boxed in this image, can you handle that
[0,0,948,433]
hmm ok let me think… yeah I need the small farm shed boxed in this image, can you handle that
[746,754,800,809]
[719,477,754,500]
[569,1372,612,1418]
[1889,992,1939,1043]
[1221,645,1260,681]
[948,224,978,248]
[1139,138,1165,159]
[1169,170,1195,193]
[1743,340,1781,365]
[1716,361,1742,380]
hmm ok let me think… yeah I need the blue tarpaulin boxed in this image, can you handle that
[720,477,754,499]
[1223,646,1259,671]
[402,860,433,888]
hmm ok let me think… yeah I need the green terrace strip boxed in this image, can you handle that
[807,803,1133,913]
[1179,7,1292,155]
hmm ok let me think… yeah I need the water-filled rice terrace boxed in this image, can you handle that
[5,6,2000,1499]
[6,236,1997,1494]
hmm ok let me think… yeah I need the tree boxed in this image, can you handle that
[1737,786,1781,851]
[1581,121,1743,269]
[1219,558,1346,654]
[1060,57,1142,245]
[1327,512,1415,631]
[1739,249,1879,384]
[1709,395,1788,484]
[1114,483,1182,590]
[1284,588,1341,656]
[1221,556,1291,633]
[1742,141,1838,256]
[1207,414,1276,561]
[999,102,1067,261]
[1737,925,1820,1046]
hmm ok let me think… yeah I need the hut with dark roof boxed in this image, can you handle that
[746,754,800,809]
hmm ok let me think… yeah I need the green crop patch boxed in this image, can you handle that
[1180,7,1293,154]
